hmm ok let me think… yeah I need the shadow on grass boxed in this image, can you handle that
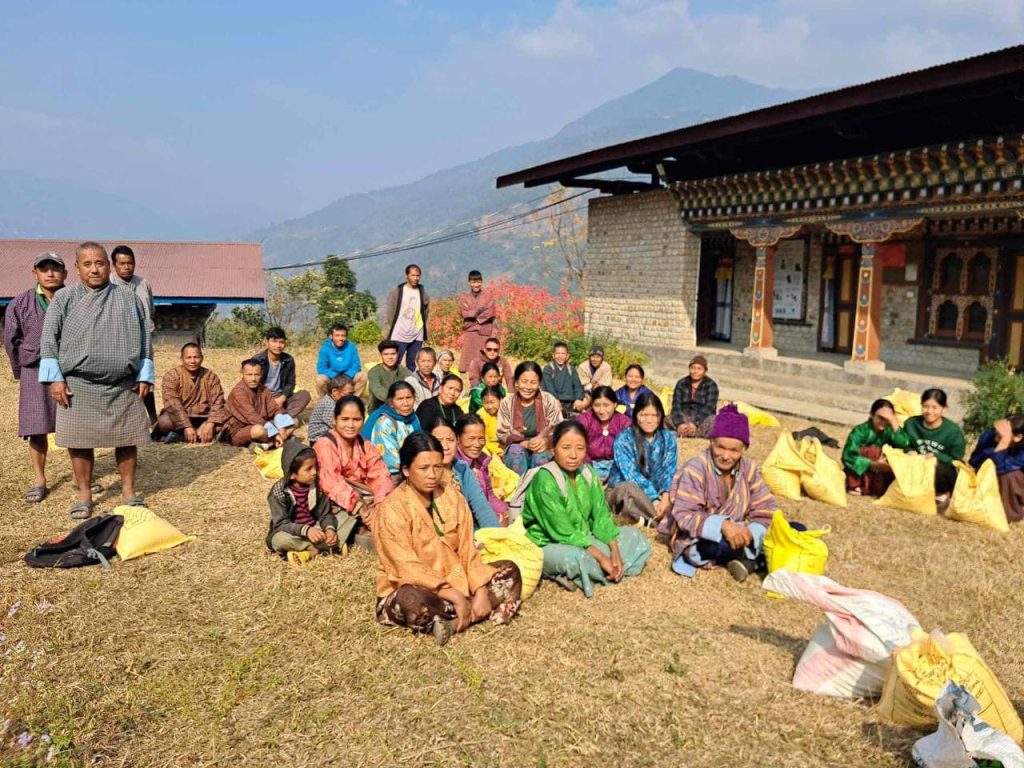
[858,719,919,762]
[728,624,806,665]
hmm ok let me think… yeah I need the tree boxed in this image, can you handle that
[231,304,269,331]
[531,188,588,296]
[265,269,323,331]
[316,255,378,331]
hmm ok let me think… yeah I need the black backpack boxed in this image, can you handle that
[24,515,124,570]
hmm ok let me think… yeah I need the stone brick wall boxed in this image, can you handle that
[584,190,699,347]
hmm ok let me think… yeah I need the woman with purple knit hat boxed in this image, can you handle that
[657,404,804,583]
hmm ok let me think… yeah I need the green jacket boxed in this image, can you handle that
[522,464,619,548]
[367,363,405,413]
[842,420,910,476]
[902,416,966,465]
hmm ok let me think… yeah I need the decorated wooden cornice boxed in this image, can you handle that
[823,216,924,244]
[728,223,804,247]
[675,135,1024,226]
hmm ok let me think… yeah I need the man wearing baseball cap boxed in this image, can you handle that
[3,252,68,503]
[576,345,612,392]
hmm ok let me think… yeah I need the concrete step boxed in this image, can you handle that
[716,386,865,428]
[641,349,970,427]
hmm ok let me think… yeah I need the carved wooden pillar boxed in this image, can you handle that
[848,242,884,372]
[746,245,778,358]
[729,224,803,360]
[824,216,923,374]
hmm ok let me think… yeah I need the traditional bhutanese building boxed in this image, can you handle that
[497,46,1024,422]
[0,239,265,345]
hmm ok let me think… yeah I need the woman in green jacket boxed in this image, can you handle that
[902,388,966,505]
[521,421,651,597]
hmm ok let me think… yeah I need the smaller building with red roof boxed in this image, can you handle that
[0,239,265,344]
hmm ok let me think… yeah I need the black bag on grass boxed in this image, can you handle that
[24,515,123,570]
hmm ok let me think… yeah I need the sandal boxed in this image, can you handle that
[23,486,47,504]
[120,496,147,507]
[69,500,95,520]
[73,482,103,495]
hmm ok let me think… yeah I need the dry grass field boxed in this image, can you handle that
[2,346,1023,767]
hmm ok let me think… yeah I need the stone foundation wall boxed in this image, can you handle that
[584,190,699,348]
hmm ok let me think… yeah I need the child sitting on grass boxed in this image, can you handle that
[479,385,504,456]
[266,439,339,564]
[841,398,909,497]
[468,362,506,413]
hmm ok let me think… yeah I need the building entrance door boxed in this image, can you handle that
[820,244,858,353]
[996,248,1024,366]
[697,235,734,342]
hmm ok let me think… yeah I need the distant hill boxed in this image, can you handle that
[251,68,809,298]
[0,169,184,240]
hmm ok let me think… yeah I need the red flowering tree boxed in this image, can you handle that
[428,279,640,374]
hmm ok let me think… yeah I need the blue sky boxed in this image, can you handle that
[1,0,1019,236]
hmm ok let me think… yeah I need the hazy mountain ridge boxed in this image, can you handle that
[251,68,809,297]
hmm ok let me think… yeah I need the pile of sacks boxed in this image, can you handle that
[762,432,847,508]
[764,571,1024,765]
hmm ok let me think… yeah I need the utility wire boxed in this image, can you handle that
[264,188,593,272]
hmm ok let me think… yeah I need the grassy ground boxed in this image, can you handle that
[1,346,1022,767]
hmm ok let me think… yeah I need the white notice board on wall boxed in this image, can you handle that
[773,240,806,320]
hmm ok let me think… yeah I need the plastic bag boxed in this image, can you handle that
[878,629,1024,744]
[763,511,830,580]
[474,517,543,599]
[799,438,848,508]
[735,400,781,428]
[875,447,937,516]
[912,681,1024,768]
[252,446,284,480]
[883,388,923,427]
[113,505,196,561]
[762,432,814,500]
[487,454,521,502]
[763,571,921,699]
[948,460,1009,533]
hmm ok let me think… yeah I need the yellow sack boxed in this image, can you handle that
[659,386,673,415]
[875,447,937,516]
[878,629,1024,744]
[113,505,196,561]
[762,432,813,500]
[252,446,284,480]
[475,518,543,599]
[884,388,922,427]
[47,434,62,451]
[799,438,848,508]
[763,511,830,580]
[488,455,521,502]
[736,401,781,428]
[948,460,1009,533]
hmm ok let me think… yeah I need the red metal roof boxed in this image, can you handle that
[0,239,265,301]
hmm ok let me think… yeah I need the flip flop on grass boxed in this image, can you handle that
[69,500,95,520]
[120,496,146,507]
[23,486,47,504]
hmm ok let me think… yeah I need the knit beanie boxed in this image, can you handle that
[690,355,708,370]
[708,404,750,446]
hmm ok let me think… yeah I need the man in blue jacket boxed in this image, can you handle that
[316,324,367,396]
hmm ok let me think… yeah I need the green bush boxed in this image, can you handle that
[961,358,1024,438]
[204,317,265,349]
[501,320,646,377]
[350,319,382,346]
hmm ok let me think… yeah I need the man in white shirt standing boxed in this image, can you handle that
[383,264,430,372]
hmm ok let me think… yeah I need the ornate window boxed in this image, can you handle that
[924,246,996,344]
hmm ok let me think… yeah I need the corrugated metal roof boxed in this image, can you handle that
[0,239,266,301]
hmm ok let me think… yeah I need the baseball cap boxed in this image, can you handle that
[33,252,65,269]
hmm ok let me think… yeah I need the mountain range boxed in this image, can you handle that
[0,69,809,298]
[250,69,808,298]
